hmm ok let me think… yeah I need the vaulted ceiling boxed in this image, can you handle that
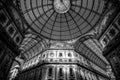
[0,0,111,62]
[14,0,110,61]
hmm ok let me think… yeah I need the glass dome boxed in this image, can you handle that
[18,0,106,40]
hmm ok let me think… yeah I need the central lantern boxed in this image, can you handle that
[54,0,70,13]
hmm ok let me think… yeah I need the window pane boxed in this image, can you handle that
[59,53,63,57]
[59,68,63,77]
[48,68,53,77]
[68,53,72,57]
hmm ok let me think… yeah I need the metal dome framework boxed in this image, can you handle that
[18,0,107,40]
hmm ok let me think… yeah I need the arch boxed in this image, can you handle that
[19,33,48,60]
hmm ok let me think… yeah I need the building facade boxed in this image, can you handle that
[0,0,119,80]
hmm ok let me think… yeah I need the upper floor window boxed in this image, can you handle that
[15,36,20,43]
[59,53,63,57]
[102,37,109,46]
[8,25,15,35]
[43,54,45,58]
[109,28,116,37]
[68,53,72,57]
[50,52,54,57]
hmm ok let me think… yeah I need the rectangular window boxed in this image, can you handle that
[59,53,63,57]
[70,68,73,76]
[48,68,53,77]
[59,68,63,77]
[69,68,75,79]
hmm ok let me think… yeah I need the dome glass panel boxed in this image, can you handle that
[18,0,106,40]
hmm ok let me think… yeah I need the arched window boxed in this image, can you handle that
[50,53,54,57]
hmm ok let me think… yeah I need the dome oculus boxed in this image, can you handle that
[54,0,70,13]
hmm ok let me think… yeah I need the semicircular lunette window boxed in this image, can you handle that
[19,0,106,40]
